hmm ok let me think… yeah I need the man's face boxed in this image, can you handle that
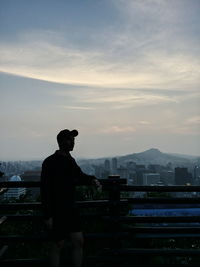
[62,136,75,151]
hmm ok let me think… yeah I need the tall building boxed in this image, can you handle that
[194,166,200,185]
[143,173,160,185]
[135,165,146,185]
[117,166,128,179]
[160,171,175,185]
[104,159,111,172]
[126,161,136,170]
[111,158,118,174]
[175,167,191,185]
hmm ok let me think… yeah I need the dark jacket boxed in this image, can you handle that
[40,151,95,219]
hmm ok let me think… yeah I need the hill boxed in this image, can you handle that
[117,148,198,166]
[78,148,199,167]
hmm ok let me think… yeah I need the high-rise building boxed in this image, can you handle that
[160,171,175,185]
[104,159,111,172]
[111,158,118,174]
[135,165,146,185]
[117,166,128,179]
[194,166,200,184]
[143,173,160,185]
[175,167,191,185]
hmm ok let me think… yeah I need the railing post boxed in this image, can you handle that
[108,175,121,254]
[108,175,121,217]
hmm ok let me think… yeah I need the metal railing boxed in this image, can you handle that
[1,177,200,266]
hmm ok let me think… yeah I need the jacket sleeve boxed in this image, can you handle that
[40,160,54,219]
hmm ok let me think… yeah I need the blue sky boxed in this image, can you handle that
[0,0,200,160]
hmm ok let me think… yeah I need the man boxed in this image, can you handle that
[41,129,100,267]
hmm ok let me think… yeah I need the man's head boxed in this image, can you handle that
[57,129,78,151]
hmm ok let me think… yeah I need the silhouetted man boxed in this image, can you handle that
[41,129,100,267]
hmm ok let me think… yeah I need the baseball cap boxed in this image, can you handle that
[57,129,78,143]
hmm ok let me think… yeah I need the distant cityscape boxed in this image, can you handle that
[0,148,200,201]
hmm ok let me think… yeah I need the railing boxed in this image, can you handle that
[1,177,200,266]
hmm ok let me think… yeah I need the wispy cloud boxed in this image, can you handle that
[54,87,182,111]
[59,105,94,110]
[185,116,200,125]
[0,9,199,90]
[101,125,136,134]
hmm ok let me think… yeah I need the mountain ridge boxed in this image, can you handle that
[78,148,200,166]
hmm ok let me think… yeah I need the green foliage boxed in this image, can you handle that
[75,185,108,201]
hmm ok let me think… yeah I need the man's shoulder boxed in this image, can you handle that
[42,153,59,166]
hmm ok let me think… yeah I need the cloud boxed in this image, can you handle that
[185,116,200,125]
[58,105,94,110]
[101,125,136,134]
[54,86,180,111]
[0,11,199,91]
[139,120,151,125]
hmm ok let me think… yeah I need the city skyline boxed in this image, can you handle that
[0,0,200,160]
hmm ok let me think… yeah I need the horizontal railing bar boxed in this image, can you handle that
[0,178,127,188]
[120,185,200,192]
[0,258,48,267]
[0,233,128,242]
[87,231,200,239]
[0,202,41,210]
[2,230,200,242]
[0,200,128,210]
[127,197,200,204]
[0,181,41,188]
[2,182,200,192]
[1,214,200,224]
[0,212,113,221]
[86,256,200,267]
[131,233,200,238]
[105,215,200,223]
[128,226,200,233]
[0,234,50,242]
[2,213,200,228]
[3,197,200,208]
[103,248,200,256]
[1,258,199,267]
[0,258,199,267]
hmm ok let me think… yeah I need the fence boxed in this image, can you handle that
[1,176,200,266]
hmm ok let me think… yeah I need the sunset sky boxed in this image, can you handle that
[0,0,200,160]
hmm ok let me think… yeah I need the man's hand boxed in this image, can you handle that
[45,217,53,230]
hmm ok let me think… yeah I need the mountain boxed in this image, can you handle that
[168,153,200,160]
[78,148,199,167]
[117,148,198,166]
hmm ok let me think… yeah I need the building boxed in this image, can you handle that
[194,166,200,185]
[160,171,175,185]
[148,164,163,173]
[143,173,160,185]
[135,165,146,185]
[117,166,128,179]
[111,158,118,174]
[175,167,191,185]
[3,175,26,200]
[104,159,111,172]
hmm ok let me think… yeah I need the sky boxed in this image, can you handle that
[0,0,200,161]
